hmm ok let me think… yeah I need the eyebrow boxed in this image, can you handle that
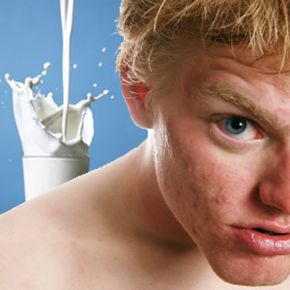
[197,84,281,132]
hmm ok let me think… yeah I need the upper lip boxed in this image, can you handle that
[233,223,290,234]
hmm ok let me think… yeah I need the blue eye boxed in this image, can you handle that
[225,116,248,135]
[214,115,263,141]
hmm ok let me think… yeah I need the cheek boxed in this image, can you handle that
[154,117,253,234]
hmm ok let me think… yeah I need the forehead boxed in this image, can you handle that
[176,42,290,94]
[206,44,288,73]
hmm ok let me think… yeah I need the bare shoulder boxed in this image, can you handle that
[0,168,129,290]
[0,178,98,290]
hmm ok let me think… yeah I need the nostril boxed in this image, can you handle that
[259,180,290,215]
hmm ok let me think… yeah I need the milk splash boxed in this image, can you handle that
[5,0,109,158]
[5,64,109,157]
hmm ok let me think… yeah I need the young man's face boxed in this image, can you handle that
[150,43,290,286]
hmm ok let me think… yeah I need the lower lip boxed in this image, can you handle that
[232,227,290,256]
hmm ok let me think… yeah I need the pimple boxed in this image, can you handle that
[214,194,231,205]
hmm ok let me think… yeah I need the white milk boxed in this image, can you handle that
[5,0,109,157]
[60,0,74,143]
[5,70,109,157]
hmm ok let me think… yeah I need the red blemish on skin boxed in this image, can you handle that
[215,194,230,205]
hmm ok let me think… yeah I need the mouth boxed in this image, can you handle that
[232,226,290,256]
[252,228,288,236]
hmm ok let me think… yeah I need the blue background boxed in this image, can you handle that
[0,0,146,213]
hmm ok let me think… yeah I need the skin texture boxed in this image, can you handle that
[2,41,290,289]
[143,43,290,286]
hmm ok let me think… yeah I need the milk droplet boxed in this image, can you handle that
[98,62,103,67]
[33,78,40,86]
[73,64,78,69]
[101,47,107,53]
[5,74,11,82]
[40,62,50,77]
[93,83,98,88]
[43,62,51,70]
[110,95,115,100]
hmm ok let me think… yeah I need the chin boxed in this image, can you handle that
[206,251,290,287]
[217,270,289,287]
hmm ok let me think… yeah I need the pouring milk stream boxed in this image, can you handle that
[61,0,73,143]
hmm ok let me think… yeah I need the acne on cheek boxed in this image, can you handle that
[181,138,248,210]
[167,117,251,202]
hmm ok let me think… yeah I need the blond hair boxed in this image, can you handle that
[117,0,290,84]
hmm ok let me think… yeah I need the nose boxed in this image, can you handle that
[259,149,290,214]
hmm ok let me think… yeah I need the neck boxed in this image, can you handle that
[119,140,194,248]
